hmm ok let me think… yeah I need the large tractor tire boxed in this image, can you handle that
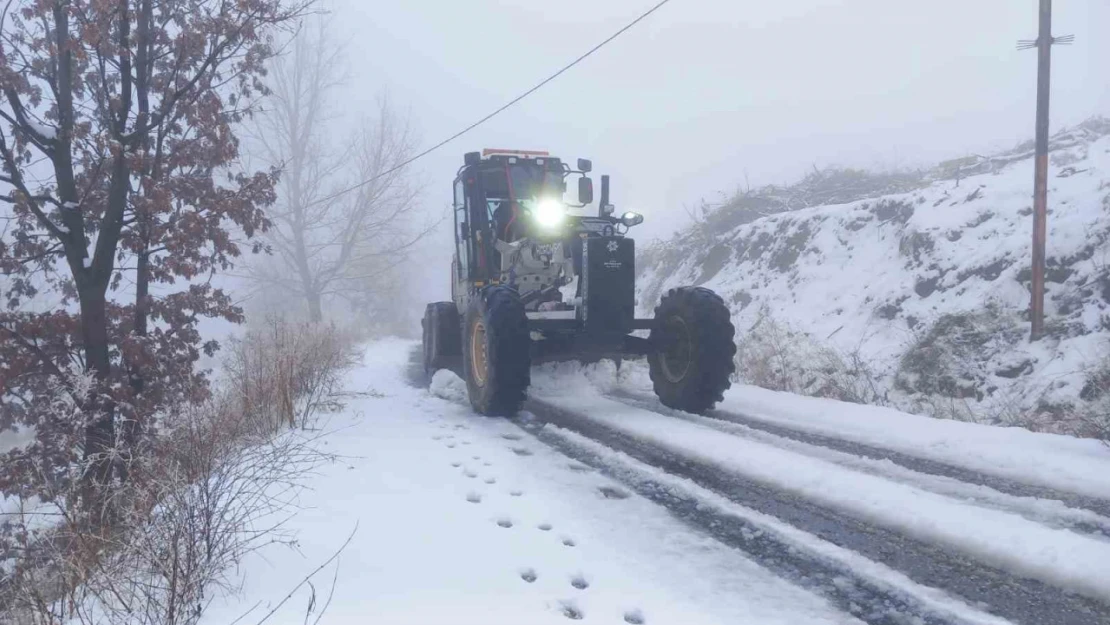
[463,286,531,415]
[422,302,461,376]
[648,286,736,414]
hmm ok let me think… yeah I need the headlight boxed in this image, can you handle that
[620,211,644,227]
[533,198,566,229]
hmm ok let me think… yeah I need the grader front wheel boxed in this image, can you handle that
[462,286,531,416]
[647,287,736,414]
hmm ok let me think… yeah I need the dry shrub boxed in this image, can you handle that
[2,386,332,625]
[1075,358,1110,445]
[1,318,359,624]
[735,308,887,405]
[894,305,1024,402]
[223,317,359,433]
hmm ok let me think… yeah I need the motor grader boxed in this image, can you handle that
[422,149,735,415]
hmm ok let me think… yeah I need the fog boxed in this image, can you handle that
[3,0,1108,339]
[317,0,1108,311]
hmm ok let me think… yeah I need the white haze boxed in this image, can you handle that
[285,0,1108,323]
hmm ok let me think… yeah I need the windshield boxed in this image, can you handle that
[482,162,566,224]
[507,164,564,201]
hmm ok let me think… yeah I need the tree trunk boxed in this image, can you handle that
[122,249,150,475]
[79,285,115,486]
[307,289,323,323]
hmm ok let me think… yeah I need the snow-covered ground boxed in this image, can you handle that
[531,367,1110,603]
[200,340,862,625]
[198,340,1110,624]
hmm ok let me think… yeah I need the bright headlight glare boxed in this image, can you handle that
[533,198,566,229]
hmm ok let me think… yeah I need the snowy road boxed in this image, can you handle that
[610,392,1110,538]
[520,394,1109,625]
[202,341,1110,625]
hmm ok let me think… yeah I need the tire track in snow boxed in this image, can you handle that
[610,391,1110,540]
[521,396,1110,625]
[612,389,1110,521]
[510,411,1001,625]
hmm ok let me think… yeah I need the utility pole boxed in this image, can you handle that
[1018,0,1071,341]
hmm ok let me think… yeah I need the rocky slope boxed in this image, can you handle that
[639,118,1110,434]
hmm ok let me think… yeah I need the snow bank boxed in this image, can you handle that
[430,368,468,403]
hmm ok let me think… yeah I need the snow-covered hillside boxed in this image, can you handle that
[639,118,1110,433]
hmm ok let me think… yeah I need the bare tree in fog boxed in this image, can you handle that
[252,17,423,324]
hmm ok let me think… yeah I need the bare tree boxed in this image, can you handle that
[252,17,423,323]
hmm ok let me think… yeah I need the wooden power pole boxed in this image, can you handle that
[1030,0,1053,341]
[1018,0,1070,341]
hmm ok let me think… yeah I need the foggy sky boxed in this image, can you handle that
[327,0,1108,302]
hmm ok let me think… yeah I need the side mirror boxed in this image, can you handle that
[459,221,469,240]
[578,176,594,205]
[577,158,592,173]
[464,152,481,166]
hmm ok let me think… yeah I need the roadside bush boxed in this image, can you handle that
[2,391,330,625]
[735,308,887,405]
[894,304,1024,402]
[1076,357,1110,445]
[1,319,358,624]
[223,317,360,433]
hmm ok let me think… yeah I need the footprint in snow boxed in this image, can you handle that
[570,574,589,590]
[509,490,524,497]
[559,600,584,620]
[483,461,492,467]
[561,537,576,547]
[432,435,443,441]
[501,433,522,441]
[511,447,533,456]
[462,441,472,446]
[464,469,478,478]
[598,486,630,500]
[484,477,497,484]
[466,492,482,503]
[567,463,592,473]
[624,609,645,624]
[454,424,467,429]
[446,443,457,448]
[497,517,513,528]
[472,455,481,460]
[537,522,552,531]
[450,461,462,468]
[520,568,537,583]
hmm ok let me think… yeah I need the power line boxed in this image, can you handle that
[310,0,675,207]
